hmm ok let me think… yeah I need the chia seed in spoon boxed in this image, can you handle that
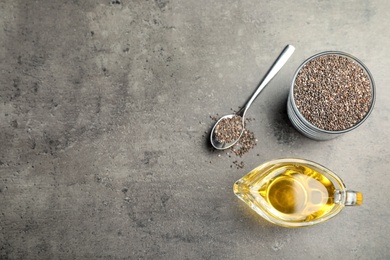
[213,114,257,157]
[214,115,243,144]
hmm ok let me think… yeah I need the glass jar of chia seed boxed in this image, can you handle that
[287,51,376,140]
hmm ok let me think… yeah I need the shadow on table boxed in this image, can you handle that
[267,95,303,145]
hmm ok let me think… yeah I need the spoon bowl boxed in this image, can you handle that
[210,45,295,150]
[210,114,245,150]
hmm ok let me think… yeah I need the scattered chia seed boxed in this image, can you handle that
[294,54,372,131]
[232,160,245,169]
[231,129,257,157]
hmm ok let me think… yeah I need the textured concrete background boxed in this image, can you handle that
[1,0,389,259]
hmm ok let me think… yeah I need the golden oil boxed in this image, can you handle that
[233,159,350,226]
[258,166,335,222]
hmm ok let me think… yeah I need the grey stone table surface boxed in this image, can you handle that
[1,0,389,259]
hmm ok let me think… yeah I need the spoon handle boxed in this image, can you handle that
[241,44,295,117]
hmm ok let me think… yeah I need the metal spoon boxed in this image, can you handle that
[210,44,295,150]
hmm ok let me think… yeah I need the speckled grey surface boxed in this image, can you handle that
[1,1,389,259]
